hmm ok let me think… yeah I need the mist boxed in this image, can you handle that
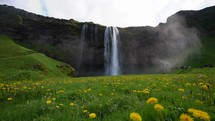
[154,15,201,72]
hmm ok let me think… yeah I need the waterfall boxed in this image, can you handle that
[77,23,88,75]
[77,23,98,76]
[104,27,121,75]
[40,0,48,16]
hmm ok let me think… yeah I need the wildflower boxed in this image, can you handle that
[83,110,88,113]
[201,85,209,90]
[143,88,150,94]
[46,100,52,105]
[89,113,96,119]
[99,93,103,96]
[182,96,187,99]
[188,108,210,121]
[179,88,185,92]
[146,97,158,104]
[195,100,203,104]
[130,112,142,121]
[180,114,193,121]
[7,98,13,101]
[185,83,191,86]
[70,103,75,106]
[59,104,64,106]
[56,106,59,109]
[154,104,164,112]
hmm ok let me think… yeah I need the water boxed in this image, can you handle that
[104,27,121,75]
[77,23,88,75]
[77,23,98,75]
[40,0,48,16]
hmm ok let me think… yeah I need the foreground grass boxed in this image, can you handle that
[0,74,214,121]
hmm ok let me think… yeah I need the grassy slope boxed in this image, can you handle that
[175,37,215,74]
[185,37,215,67]
[0,35,75,81]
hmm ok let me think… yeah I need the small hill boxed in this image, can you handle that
[0,34,75,81]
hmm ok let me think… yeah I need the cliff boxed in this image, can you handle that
[0,5,215,75]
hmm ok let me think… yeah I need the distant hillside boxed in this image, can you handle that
[0,35,75,81]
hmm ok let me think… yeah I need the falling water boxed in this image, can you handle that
[77,23,88,75]
[40,0,48,16]
[104,27,121,75]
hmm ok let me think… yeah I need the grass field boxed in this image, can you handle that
[0,73,214,121]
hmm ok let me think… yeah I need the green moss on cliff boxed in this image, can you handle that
[0,34,75,81]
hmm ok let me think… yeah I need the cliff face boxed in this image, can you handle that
[0,5,106,76]
[0,5,215,75]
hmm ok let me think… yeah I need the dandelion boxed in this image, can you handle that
[83,110,88,113]
[201,85,209,90]
[195,100,203,104]
[146,97,158,104]
[179,88,185,92]
[56,106,59,109]
[46,100,52,105]
[188,108,210,121]
[180,114,193,121]
[99,93,103,96]
[70,103,75,106]
[185,83,191,86]
[7,97,13,101]
[89,113,96,119]
[154,104,164,112]
[130,112,142,121]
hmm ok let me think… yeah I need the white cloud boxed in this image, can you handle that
[0,0,215,27]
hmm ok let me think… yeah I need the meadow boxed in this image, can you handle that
[0,73,214,121]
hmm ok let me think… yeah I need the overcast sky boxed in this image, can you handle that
[1,0,215,27]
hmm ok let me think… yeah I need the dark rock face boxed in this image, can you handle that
[0,5,106,76]
[0,5,215,75]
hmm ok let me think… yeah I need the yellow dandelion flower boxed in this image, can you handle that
[179,88,185,92]
[154,104,164,112]
[185,83,191,86]
[83,110,88,113]
[188,108,210,121]
[195,100,203,104]
[180,114,193,121]
[89,113,96,119]
[70,103,75,106]
[99,93,103,96]
[201,85,209,90]
[7,97,13,101]
[46,100,52,105]
[56,106,59,109]
[146,97,158,104]
[130,112,142,121]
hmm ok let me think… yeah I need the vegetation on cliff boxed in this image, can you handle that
[0,35,75,81]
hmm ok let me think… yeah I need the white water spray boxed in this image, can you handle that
[77,23,88,75]
[104,27,121,75]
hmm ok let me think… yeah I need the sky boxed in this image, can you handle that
[1,0,215,27]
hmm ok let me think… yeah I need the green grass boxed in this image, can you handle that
[0,34,75,81]
[0,74,214,121]
[185,37,215,67]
